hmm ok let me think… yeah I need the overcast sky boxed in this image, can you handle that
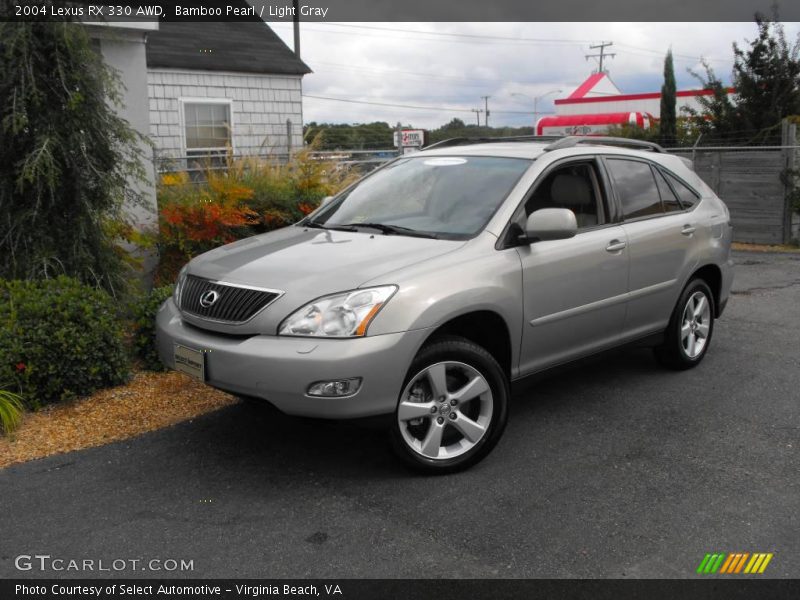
[267,21,800,129]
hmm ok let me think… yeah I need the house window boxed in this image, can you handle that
[182,101,232,155]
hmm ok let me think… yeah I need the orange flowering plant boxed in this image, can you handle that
[153,141,358,283]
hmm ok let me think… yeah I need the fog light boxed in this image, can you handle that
[307,378,362,397]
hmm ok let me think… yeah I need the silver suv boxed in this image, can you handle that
[156,136,734,472]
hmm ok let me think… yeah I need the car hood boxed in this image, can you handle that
[183,226,464,333]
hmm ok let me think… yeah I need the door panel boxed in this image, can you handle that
[602,157,698,341]
[621,213,696,339]
[516,226,629,375]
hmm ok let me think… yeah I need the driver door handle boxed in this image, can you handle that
[606,239,626,253]
[681,224,696,236]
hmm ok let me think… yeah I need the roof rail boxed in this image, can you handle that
[543,136,666,153]
[424,135,563,150]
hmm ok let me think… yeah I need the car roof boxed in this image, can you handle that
[416,136,669,161]
[418,142,550,160]
[414,136,694,175]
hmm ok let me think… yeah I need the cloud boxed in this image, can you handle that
[268,21,800,128]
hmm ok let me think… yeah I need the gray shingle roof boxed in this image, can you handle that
[146,19,311,76]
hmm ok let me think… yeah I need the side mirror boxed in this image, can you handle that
[523,208,577,243]
[319,195,334,207]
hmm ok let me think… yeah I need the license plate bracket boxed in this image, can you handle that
[174,344,205,382]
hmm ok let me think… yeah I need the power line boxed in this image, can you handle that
[271,22,733,64]
[270,22,589,48]
[303,94,475,113]
[302,94,549,115]
[310,22,597,45]
[309,60,521,86]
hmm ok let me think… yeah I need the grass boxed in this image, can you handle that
[0,388,24,435]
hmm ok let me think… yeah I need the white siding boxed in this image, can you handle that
[147,68,303,160]
[555,95,716,118]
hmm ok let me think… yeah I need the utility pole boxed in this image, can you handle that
[585,41,615,74]
[292,0,300,58]
[481,95,491,127]
[471,108,483,126]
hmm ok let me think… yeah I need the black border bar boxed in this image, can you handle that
[4,0,800,22]
[4,579,800,600]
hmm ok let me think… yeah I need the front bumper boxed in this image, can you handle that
[156,298,430,418]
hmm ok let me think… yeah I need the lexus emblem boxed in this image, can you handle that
[199,290,220,308]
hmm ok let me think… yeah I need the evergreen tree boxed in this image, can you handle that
[0,18,147,294]
[688,15,800,144]
[659,49,677,146]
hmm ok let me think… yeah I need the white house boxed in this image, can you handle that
[145,19,311,169]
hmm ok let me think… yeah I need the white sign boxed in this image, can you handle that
[394,129,425,147]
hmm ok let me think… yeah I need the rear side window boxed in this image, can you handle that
[606,159,663,219]
[663,171,701,209]
[653,169,683,212]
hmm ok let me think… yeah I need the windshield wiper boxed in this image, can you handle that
[302,220,358,232]
[338,222,438,239]
[302,220,327,229]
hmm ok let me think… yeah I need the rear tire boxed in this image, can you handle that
[390,335,509,474]
[654,278,715,370]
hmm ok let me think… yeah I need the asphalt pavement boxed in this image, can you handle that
[2,250,798,579]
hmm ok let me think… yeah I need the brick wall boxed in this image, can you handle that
[147,68,304,161]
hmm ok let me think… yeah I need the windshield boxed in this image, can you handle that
[308,156,532,239]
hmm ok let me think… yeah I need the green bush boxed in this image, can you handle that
[131,285,174,371]
[0,276,130,407]
[0,388,24,434]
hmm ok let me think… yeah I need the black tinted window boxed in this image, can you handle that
[606,159,663,219]
[664,171,700,209]
[654,169,683,212]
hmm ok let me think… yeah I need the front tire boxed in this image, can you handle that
[390,335,509,473]
[655,278,715,370]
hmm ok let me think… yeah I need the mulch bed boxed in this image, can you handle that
[0,371,236,469]
[732,242,800,253]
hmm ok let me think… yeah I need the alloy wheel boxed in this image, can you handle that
[681,290,711,358]
[397,361,494,460]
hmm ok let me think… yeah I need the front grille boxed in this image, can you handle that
[178,275,281,324]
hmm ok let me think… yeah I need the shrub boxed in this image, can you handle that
[153,143,357,284]
[0,388,24,435]
[0,276,130,408]
[0,20,149,296]
[131,284,174,371]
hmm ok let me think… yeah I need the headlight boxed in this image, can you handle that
[279,286,397,338]
[174,265,189,308]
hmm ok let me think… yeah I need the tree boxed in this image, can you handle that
[688,15,800,144]
[660,49,677,146]
[0,19,147,295]
[303,122,394,150]
[441,118,467,130]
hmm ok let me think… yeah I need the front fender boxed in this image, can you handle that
[363,241,524,376]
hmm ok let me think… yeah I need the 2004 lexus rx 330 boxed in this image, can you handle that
[157,136,734,472]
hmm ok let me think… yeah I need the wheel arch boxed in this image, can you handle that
[422,310,514,379]
[688,263,723,317]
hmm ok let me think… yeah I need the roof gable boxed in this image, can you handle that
[567,73,621,99]
[146,18,311,76]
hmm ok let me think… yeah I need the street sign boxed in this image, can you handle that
[394,129,426,148]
